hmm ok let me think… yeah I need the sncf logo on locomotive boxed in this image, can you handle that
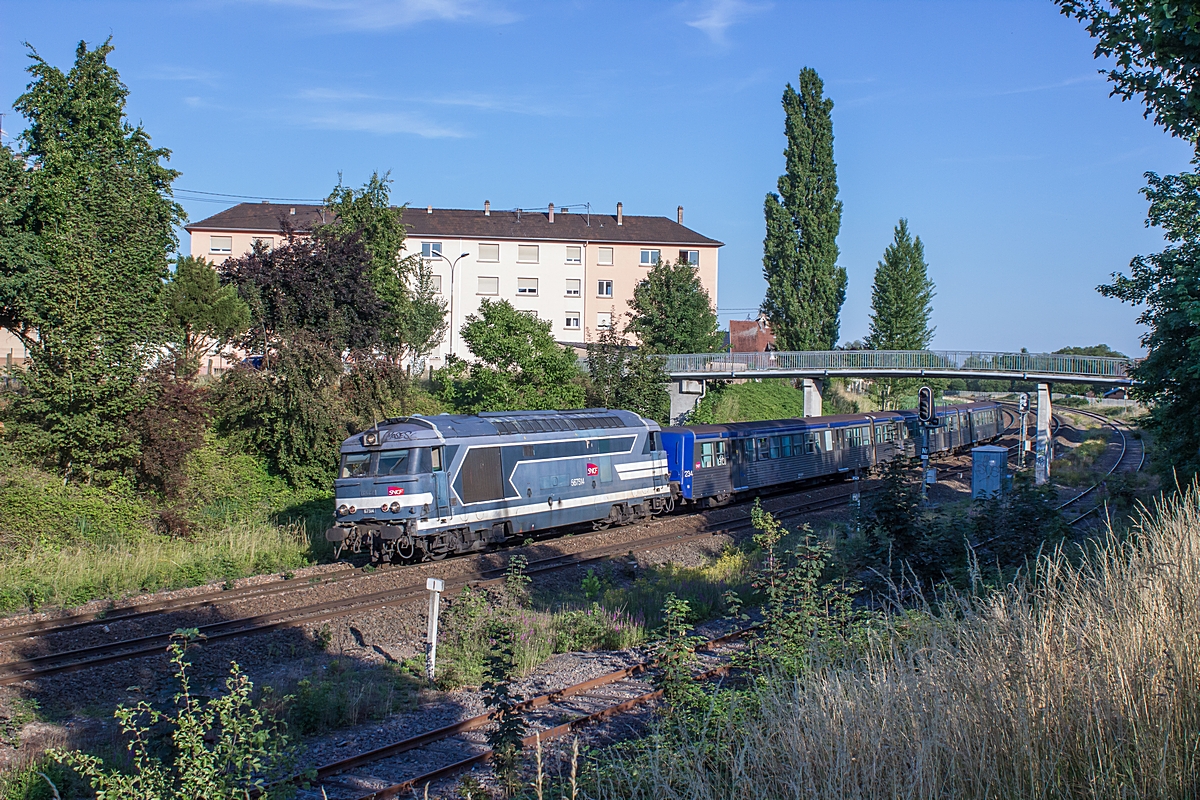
[387,486,405,496]
[586,463,599,476]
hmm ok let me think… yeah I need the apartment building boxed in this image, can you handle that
[186,201,721,363]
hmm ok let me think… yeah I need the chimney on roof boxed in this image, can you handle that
[427,205,432,214]
[617,202,623,226]
[289,207,296,215]
[677,205,684,225]
[484,200,490,216]
[548,202,555,223]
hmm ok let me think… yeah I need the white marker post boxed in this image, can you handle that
[425,577,444,682]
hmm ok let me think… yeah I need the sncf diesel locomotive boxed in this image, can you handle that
[326,401,1003,563]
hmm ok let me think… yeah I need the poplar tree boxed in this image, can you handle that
[761,68,847,351]
[0,40,182,481]
[865,219,936,409]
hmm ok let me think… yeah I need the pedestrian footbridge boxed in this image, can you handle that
[660,350,1134,384]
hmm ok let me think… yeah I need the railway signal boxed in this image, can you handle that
[1018,392,1030,468]
[918,386,934,424]
[917,386,934,502]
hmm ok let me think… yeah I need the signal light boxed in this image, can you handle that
[918,386,934,424]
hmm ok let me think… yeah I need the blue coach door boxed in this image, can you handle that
[434,471,451,518]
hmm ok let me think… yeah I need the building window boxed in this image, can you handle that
[639,249,660,266]
[565,246,582,264]
[520,309,538,319]
[431,275,443,294]
[478,243,500,262]
[517,277,539,295]
[597,312,612,330]
[565,312,581,330]
[421,242,443,259]
[252,236,274,250]
[210,236,233,254]
[518,244,539,263]
[597,247,614,265]
[680,249,699,265]
[565,279,581,297]
[478,276,499,295]
[597,280,613,297]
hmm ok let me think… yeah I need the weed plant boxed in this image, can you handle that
[580,487,1200,800]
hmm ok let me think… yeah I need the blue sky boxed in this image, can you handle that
[1,0,1193,356]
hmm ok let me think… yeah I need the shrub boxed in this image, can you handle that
[585,488,1200,800]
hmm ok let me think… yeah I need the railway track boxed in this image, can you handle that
[1054,406,1145,524]
[0,403,1027,685]
[290,625,754,800]
[0,488,855,685]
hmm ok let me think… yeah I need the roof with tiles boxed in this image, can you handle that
[185,203,723,247]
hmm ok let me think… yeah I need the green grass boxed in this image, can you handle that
[0,436,333,614]
[257,658,426,735]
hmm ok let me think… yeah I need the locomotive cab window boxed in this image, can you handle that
[431,447,443,471]
[376,450,411,476]
[340,453,371,478]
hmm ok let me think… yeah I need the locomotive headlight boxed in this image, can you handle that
[348,505,357,514]
[389,502,401,513]
[337,504,348,516]
[363,431,380,446]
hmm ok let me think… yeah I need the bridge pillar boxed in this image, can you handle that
[668,379,705,424]
[802,378,823,417]
[1035,382,1052,485]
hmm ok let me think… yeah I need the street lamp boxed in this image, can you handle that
[433,251,470,359]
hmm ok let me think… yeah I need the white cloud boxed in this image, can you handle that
[309,110,466,138]
[686,0,768,46]
[253,0,516,30]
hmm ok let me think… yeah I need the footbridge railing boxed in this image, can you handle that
[658,350,1134,384]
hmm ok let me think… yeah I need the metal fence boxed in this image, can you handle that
[659,350,1133,380]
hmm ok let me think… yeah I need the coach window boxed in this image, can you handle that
[824,430,834,452]
[756,437,771,460]
[781,435,792,457]
[699,442,715,469]
[769,437,780,459]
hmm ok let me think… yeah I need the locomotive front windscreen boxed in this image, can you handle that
[340,453,371,478]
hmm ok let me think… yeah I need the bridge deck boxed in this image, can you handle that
[658,350,1134,385]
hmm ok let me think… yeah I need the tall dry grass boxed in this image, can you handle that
[592,490,1200,799]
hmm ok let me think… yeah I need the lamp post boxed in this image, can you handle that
[433,251,470,359]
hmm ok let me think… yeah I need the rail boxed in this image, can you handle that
[654,350,1134,384]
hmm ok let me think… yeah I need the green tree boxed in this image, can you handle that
[761,68,847,351]
[585,325,671,423]
[0,40,182,481]
[320,173,447,365]
[626,257,721,354]
[866,219,936,409]
[162,255,250,379]
[435,299,585,412]
[1099,172,1200,480]
[1056,0,1200,149]
[214,333,346,488]
[1058,3,1200,482]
